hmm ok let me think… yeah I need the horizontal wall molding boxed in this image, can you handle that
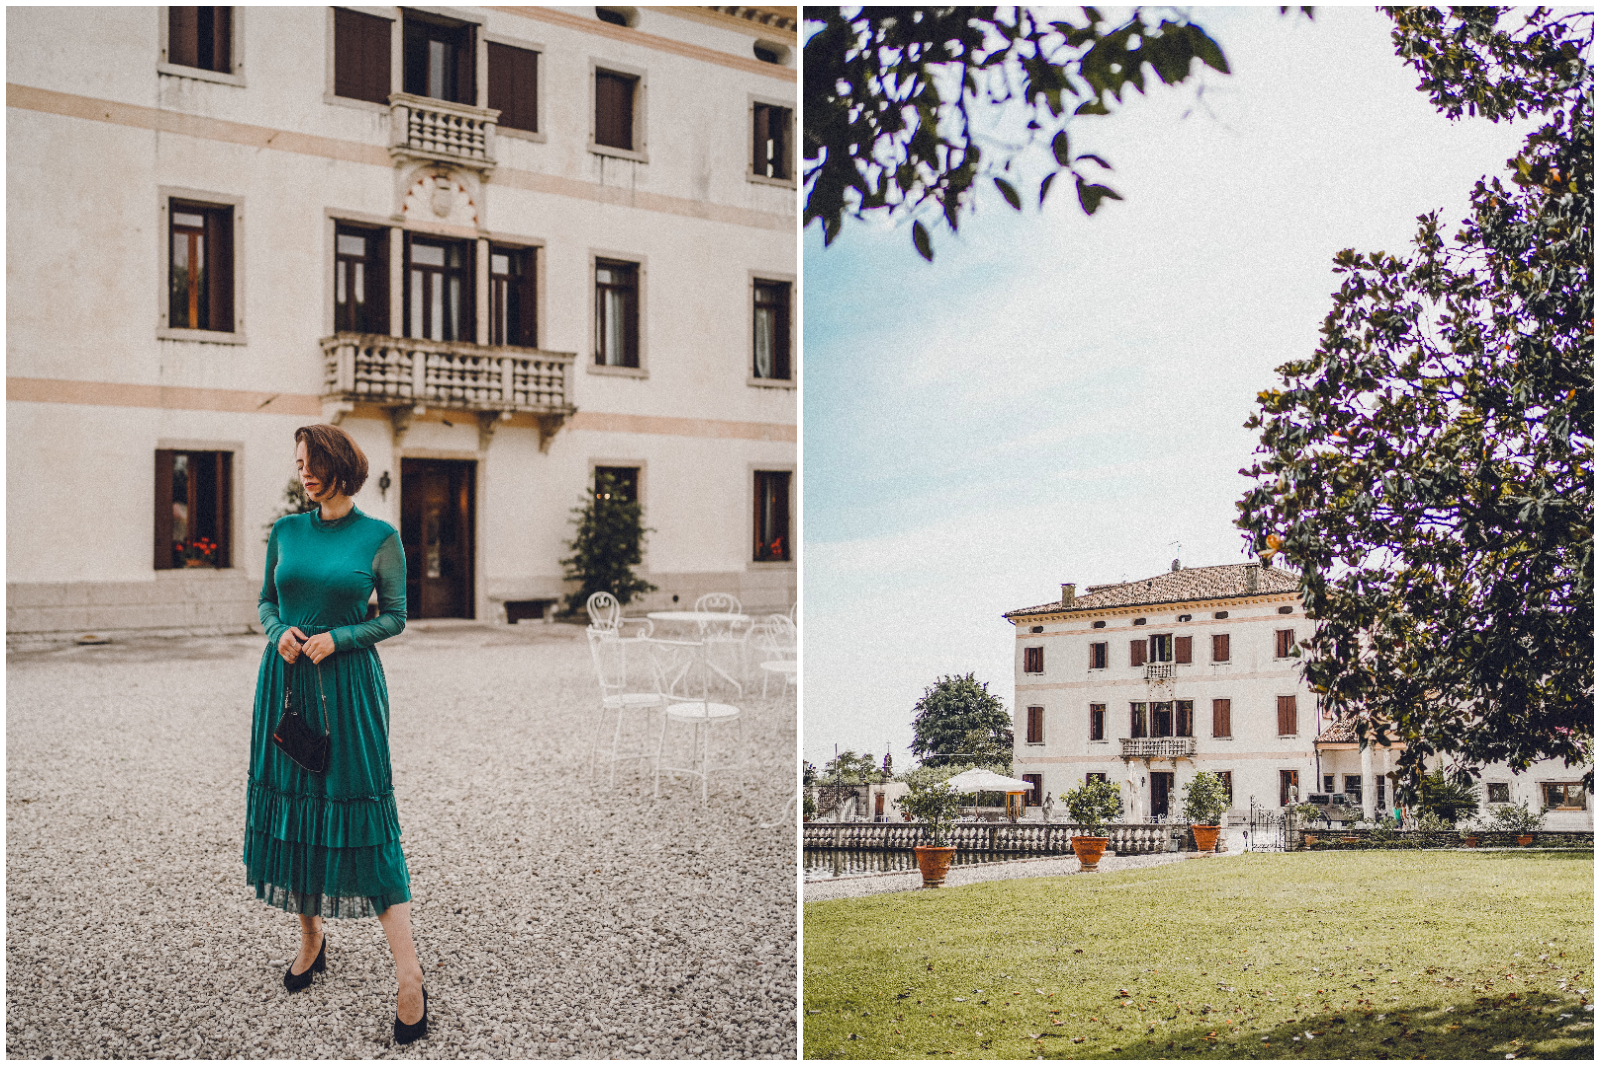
[492,6,797,78]
[7,83,791,232]
[567,410,796,442]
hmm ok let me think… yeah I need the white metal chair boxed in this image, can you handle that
[585,625,666,786]
[747,614,797,696]
[644,637,743,802]
[586,590,654,639]
[692,592,745,695]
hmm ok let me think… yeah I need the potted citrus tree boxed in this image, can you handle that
[1063,777,1122,873]
[1182,771,1230,854]
[896,767,965,888]
[1484,800,1544,846]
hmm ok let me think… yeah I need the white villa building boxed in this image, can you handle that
[1006,561,1592,831]
[8,5,796,638]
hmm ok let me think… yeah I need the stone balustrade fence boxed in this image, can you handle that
[802,821,1193,855]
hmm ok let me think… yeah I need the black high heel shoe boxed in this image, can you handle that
[283,932,326,993]
[394,986,428,1045]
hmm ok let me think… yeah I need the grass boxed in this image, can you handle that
[803,851,1593,1060]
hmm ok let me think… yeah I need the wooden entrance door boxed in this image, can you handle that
[1151,772,1174,818]
[400,458,475,618]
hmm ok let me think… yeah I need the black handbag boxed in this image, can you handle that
[272,656,330,774]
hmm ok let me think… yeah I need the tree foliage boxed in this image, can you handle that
[804,6,1241,261]
[1237,7,1593,789]
[559,470,657,615]
[1417,768,1481,825]
[909,672,1013,768]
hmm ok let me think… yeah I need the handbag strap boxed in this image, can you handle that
[282,655,330,738]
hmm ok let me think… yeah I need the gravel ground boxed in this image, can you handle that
[7,623,797,1059]
[803,845,1243,903]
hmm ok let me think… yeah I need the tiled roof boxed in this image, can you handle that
[1005,562,1300,619]
[1316,718,1359,744]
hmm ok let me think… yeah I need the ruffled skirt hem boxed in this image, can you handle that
[243,829,410,920]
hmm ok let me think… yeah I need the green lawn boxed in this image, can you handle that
[803,852,1593,1060]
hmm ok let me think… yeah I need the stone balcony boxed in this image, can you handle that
[1144,662,1176,682]
[1121,736,1197,760]
[389,93,498,171]
[320,332,576,450]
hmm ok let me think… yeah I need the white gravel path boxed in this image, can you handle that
[6,624,797,1059]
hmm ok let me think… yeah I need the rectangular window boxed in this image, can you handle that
[1323,774,1336,794]
[1212,698,1231,738]
[490,245,537,347]
[1151,701,1173,738]
[333,225,388,335]
[1277,695,1298,736]
[1026,705,1044,744]
[595,69,637,150]
[1343,774,1363,798]
[752,102,791,179]
[1021,773,1043,807]
[1023,646,1043,673]
[1149,633,1173,663]
[1089,703,1105,741]
[752,279,791,380]
[1089,641,1107,669]
[1376,779,1386,809]
[1487,782,1511,804]
[1129,702,1147,739]
[1544,783,1587,810]
[1175,700,1194,738]
[169,6,231,72]
[168,200,233,332]
[593,466,638,503]
[403,12,475,104]
[753,471,791,562]
[1087,772,1108,785]
[154,450,232,570]
[1129,639,1146,667]
[487,41,538,132]
[1217,771,1233,806]
[405,237,473,342]
[1174,635,1192,664]
[1212,633,1230,662]
[1280,768,1300,807]
[595,258,639,367]
[334,8,392,104]
[1275,628,1296,658]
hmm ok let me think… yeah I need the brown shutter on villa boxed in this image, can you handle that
[1213,633,1229,662]
[595,71,635,149]
[1130,639,1146,667]
[1277,695,1297,736]
[207,207,233,331]
[1174,635,1192,664]
[488,42,538,132]
[1027,705,1044,744]
[1212,698,1231,738]
[154,450,175,570]
[334,8,393,105]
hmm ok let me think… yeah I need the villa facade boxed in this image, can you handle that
[7,5,797,638]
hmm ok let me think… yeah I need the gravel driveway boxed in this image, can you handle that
[6,623,797,1058]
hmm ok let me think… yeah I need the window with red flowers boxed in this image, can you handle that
[154,450,231,570]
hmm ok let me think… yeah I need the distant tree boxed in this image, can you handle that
[261,475,315,543]
[559,470,657,615]
[803,760,818,788]
[1417,768,1481,826]
[804,6,1265,261]
[956,727,1013,777]
[823,749,880,783]
[1237,7,1593,790]
[909,673,1013,768]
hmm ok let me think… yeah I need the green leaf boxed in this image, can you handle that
[1038,171,1058,206]
[1051,129,1072,167]
[1074,98,1111,116]
[912,219,933,262]
[1075,152,1114,171]
[994,176,1022,210]
[1076,177,1124,215]
[1190,26,1231,74]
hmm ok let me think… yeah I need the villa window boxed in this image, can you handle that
[1323,774,1336,794]
[753,470,790,562]
[405,237,473,342]
[1022,773,1043,807]
[1212,633,1230,662]
[169,7,231,72]
[168,200,233,332]
[1088,703,1105,741]
[1217,771,1233,806]
[595,259,639,367]
[1175,700,1194,738]
[1212,698,1231,738]
[1487,782,1511,804]
[593,466,638,503]
[1148,633,1173,663]
[1279,768,1300,806]
[1129,701,1147,739]
[595,69,637,150]
[334,8,392,104]
[1277,695,1298,736]
[1151,701,1173,738]
[490,245,537,347]
[1089,641,1107,669]
[1023,646,1044,673]
[752,102,791,179]
[1086,772,1108,785]
[1343,774,1363,799]
[752,279,791,380]
[1543,783,1587,810]
[154,450,232,570]
[1275,628,1296,658]
[1026,705,1044,744]
[403,11,475,104]
[333,224,388,334]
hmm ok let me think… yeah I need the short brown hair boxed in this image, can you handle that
[294,424,369,498]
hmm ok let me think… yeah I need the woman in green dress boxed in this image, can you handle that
[245,424,427,1044]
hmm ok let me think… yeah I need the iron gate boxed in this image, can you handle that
[1245,801,1286,852]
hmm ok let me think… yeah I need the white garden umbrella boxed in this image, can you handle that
[944,768,1033,794]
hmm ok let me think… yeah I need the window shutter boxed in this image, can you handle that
[207,206,233,332]
[335,9,392,105]
[169,7,199,68]
[752,103,769,173]
[1176,700,1192,737]
[595,71,634,149]
[154,450,175,570]
[1130,639,1145,667]
[1027,706,1043,744]
[1213,633,1229,662]
[455,24,476,106]
[1174,635,1192,664]
[215,451,232,568]
[1088,643,1096,669]
[488,43,538,133]
[1277,695,1297,736]
[211,7,232,72]
[1212,698,1231,738]
[517,249,538,346]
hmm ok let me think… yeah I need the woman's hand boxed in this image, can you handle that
[277,627,307,664]
[301,632,337,664]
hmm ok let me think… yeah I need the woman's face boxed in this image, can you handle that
[295,440,329,501]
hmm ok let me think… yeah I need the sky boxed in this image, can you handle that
[800,5,1531,769]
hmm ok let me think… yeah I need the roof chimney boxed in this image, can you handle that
[1171,558,1181,572]
[1245,563,1259,594]
[1060,583,1076,608]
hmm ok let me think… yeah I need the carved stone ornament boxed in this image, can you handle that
[401,168,477,229]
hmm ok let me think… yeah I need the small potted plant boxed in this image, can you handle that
[1182,771,1230,854]
[174,537,219,568]
[1063,777,1122,873]
[896,768,965,888]
[1485,801,1544,846]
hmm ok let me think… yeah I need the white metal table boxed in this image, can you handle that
[647,611,750,692]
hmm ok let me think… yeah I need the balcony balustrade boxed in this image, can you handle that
[389,93,497,170]
[1144,662,1176,681]
[1120,736,1197,760]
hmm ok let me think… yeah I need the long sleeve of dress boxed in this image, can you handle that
[330,532,408,652]
[258,523,290,645]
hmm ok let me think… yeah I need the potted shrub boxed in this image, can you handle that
[1063,777,1122,873]
[1182,771,1230,854]
[802,792,815,823]
[1484,801,1544,846]
[896,768,965,888]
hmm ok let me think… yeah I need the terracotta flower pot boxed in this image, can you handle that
[1516,834,1534,847]
[183,558,209,568]
[1192,825,1221,854]
[1464,835,1479,848]
[1070,835,1109,873]
[913,845,958,888]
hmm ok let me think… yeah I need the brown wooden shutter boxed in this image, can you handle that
[1027,706,1043,744]
[1174,635,1192,664]
[517,248,537,346]
[488,42,538,132]
[211,7,232,72]
[1213,633,1229,662]
[1130,639,1145,667]
[169,7,199,68]
[335,8,392,104]
[595,71,634,149]
[207,206,233,331]
[1212,698,1231,738]
[154,450,175,570]
[455,23,476,105]
[1176,700,1193,737]
[215,451,232,568]
[1277,695,1297,736]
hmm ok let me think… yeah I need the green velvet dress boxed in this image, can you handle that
[245,506,411,919]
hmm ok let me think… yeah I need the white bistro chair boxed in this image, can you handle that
[585,625,665,786]
[747,613,797,696]
[692,592,746,695]
[644,637,743,802]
